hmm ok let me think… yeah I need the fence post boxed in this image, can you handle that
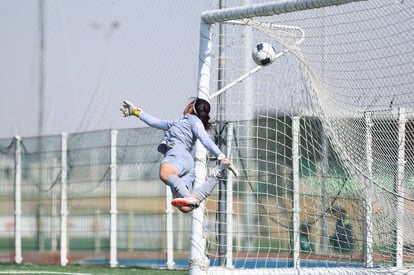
[225,123,234,268]
[110,130,118,267]
[95,209,101,253]
[165,186,174,269]
[320,127,329,253]
[395,108,405,267]
[364,112,373,267]
[60,133,68,266]
[14,135,22,264]
[292,116,300,268]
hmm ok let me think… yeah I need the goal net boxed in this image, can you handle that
[191,0,414,274]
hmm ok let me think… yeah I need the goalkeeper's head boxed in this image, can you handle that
[184,98,212,130]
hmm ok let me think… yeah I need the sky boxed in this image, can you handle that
[2,0,412,140]
[0,0,216,139]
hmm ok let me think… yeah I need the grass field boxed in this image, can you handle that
[0,264,188,275]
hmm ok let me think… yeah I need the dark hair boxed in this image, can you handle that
[194,98,212,130]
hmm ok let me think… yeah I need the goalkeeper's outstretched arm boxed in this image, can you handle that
[120,100,174,130]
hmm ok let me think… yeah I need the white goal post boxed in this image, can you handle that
[191,0,414,274]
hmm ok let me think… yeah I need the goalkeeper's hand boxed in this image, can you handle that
[120,100,141,117]
[218,153,239,177]
[227,161,240,177]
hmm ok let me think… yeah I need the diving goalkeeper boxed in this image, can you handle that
[120,98,238,213]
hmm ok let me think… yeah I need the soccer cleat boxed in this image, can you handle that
[171,197,200,209]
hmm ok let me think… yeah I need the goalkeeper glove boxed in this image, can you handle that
[217,153,226,161]
[120,100,141,117]
[227,161,240,177]
[217,154,239,177]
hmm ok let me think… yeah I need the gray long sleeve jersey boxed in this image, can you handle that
[139,110,222,157]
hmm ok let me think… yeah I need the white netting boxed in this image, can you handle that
[198,0,414,272]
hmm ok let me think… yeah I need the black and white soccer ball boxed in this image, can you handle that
[252,42,276,66]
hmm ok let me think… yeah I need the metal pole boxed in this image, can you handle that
[320,7,329,254]
[191,141,208,275]
[226,123,234,268]
[36,0,46,252]
[364,112,373,267]
[166,186,175,269]
[216,0,227,265]
[95,209,101,253]
[109,130,118,267]
[395,108,405,267]
[320,127,329,253]
[292,117,300,268]
[240,0,256,251]
[189,19,212,275]
[60,133,68,266]
[38,0,45,138]
[14,136,22,264]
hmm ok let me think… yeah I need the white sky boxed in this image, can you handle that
[0,0,216,138]
[2,0,411,140]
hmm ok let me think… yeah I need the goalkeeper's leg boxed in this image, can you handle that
[171,159,238,210]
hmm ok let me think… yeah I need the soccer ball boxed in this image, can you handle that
[252,42,276,66]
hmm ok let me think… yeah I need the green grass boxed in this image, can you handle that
[0,264,188,275]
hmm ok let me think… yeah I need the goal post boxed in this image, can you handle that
[192,0,414,274]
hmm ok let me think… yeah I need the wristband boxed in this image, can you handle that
[133,108,141,117]
[217,153,226,161]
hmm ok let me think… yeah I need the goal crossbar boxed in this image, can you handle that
[201,0,366,24]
